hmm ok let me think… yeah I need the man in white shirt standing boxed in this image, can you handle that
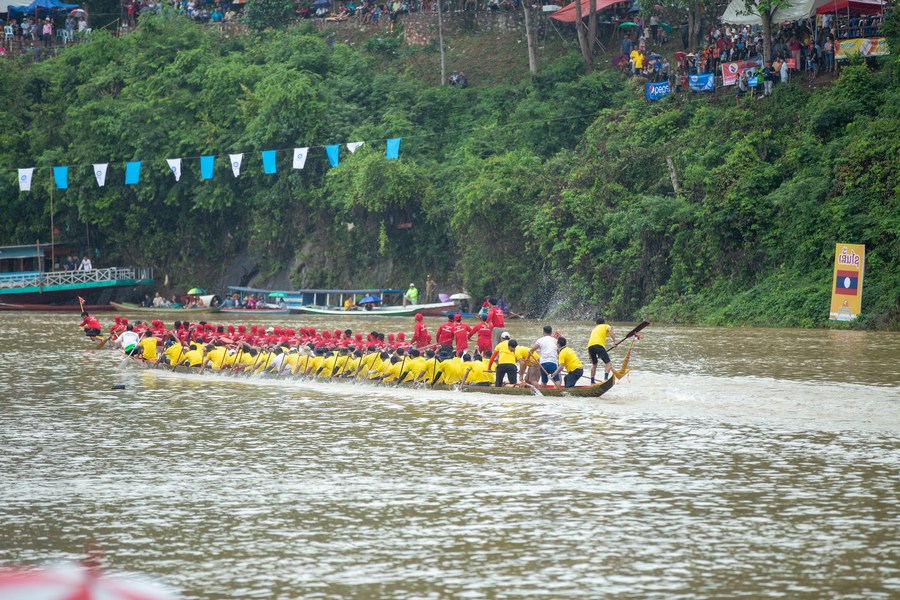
[529,325,561,388]
[79,256,93,271]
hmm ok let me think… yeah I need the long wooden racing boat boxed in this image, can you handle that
[126,355,620,398]
[109,301,217,314]
[290,301,457,318]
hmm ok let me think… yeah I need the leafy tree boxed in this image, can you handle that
[245,0,296,31]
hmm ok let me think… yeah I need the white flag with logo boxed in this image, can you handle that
[93,163,108,187]
[293,148,308,170]
[347,141,364,154]
[229,153,243,177]
[166,158,182,181]
[17,168,34,191]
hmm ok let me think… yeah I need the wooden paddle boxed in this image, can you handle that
[95,333,112,350]
[608,320,649,351]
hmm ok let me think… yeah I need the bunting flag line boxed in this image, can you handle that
[229,153,243,177]
[18,168,34,191]
[94,163,108,187]
[125,161,141,185]
[53,166,68,190]
[166,158,182,182]
[326,145,339,168]
[293,148,308,170]
[11,136,404,189]
[200,155,215,180]
[386,138,401,160]
[261,150,277,174]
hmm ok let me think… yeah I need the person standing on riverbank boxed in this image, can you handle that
[403,283,418,306]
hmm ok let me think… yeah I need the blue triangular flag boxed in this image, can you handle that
[261,150,277,174]
[386,138,401,160]
[53,166,69,189]
[125,161,141,185]
[200,155,215,180]
[325,145,340,168]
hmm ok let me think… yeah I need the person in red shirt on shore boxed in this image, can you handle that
[452,314,471,357]
[436,315,455,357]
[468,314,493,355]
[79,312,102,340]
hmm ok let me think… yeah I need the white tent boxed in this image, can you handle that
[1,0,22,12]
[721,0,830,25]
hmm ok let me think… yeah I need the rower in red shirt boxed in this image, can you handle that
[452,314,471,357]
[79,312,102,340]
[412,313,430,349]
[486,298,506,351]
[468,315,493,354]
[436,315,455,357]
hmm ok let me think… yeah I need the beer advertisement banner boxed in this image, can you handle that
[836,38,890,60]
[829,243,865,321]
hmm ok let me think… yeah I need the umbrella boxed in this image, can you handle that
[268,292,288,298]
[611,53,628,66]
[70,8,86,17]
[660,22,673,34]
[648,53,662,60]
[449,293,471,300]
[673,51,687,60]
[0,563,179,600]
[653,4,664,9]
[619,22,638,28]
[356,295,382,305]
[187,287,206,295]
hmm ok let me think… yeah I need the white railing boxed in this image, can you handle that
[0,267,152,290]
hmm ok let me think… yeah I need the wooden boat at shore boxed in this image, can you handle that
[109,301,217,315]
[0,301,115,312]
[215,307,292,316]
[124,355,621,398]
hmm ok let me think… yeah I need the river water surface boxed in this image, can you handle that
[1,312,898,598]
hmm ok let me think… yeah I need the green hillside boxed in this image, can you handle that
[0,12,897,328]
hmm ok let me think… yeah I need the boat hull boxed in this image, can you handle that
[215,308,292,316]
[127,356,617,398]
[110,301,217,315]
[291,301,456,318]
[0,302,115,312]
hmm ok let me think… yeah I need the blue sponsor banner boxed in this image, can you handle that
[689,73,715,92]
[261,150,277,174]
[645,80,670,101]
[53,166,68,189]
[325,144,340,168]
[200,155,215,180]
[386,138,401,160]
[125,161,141,185]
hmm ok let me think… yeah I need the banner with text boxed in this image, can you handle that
[689,73,715,93]
[721,58,763,86]
[829,243,865,322]
[836,38,889,60]
[645,80,670,101]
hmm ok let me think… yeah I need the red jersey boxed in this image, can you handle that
[412,321,430,348]
[453,323,471,351]
[486,306,505,329]
[79,315,101,330]
[436,322,455,346]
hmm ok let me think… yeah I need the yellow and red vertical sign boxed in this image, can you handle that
[829,243,865,321]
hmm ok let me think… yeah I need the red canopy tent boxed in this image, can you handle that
[549,0,630,23]
[815,0,885,15]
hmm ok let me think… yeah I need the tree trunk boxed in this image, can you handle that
[761,10,774,65]
[687,7,702,53]
[588,0,597,55]
[574,0,593,73]
[522,2,538,74]
[437,0,447,85]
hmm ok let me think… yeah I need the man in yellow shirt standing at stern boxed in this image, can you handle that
[587,316,617,383]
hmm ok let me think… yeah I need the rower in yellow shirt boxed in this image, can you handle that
[138,335,159,361]
[164,340,186,366]
[488,332,518,387]
[435,355,466,386]
[461,353,493,386]
[205,344,229,370]
[551,337,585,388]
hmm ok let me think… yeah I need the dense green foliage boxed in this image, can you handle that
[0,13,897,327]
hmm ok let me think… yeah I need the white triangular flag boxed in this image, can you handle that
[293,147,308,170]
[17,168,34,191]
[166,158,182,182]
[93,163,108,187]
[347,142,364,154]
[229,153,243,177]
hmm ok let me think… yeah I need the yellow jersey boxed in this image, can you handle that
[491,341,517,366]
[436,358,466,385]
[181,348,203,367]
[558,347,583,372]
[138,337,158,361]
[588,324,610,348]
[463,360,493,385]
[206,346,228,370]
